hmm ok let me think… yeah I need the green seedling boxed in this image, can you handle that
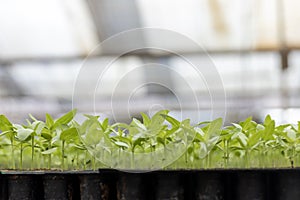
[0,110,300,170]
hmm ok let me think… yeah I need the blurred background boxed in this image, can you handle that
[1,0,300,124]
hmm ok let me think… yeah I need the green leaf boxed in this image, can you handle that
[45,113,54,128]
[132,118,147,131]
[161,114,180,127]
[232,123,242,131]
[101,118,109,131]
[60,127,78,141]
[141,112,150,127]
[287,129,297,141]
[198,142,208,158]
[83,114,99,120]
[72,144,87,150]
[0,130,12,136]
[236,132,248,148]
[256,124,265,131]
[0,115,13,132]
[32,121,45,135]
[84,124,103,145]
[149,110,169,130]
[262,120,275,140]
[114,141,129,148]
[133,138,145,149]
[165,127,181,138]
[16,128,33,141]
[26,119,31,126]
[41,131,52,141]
[248,132,261,147]
[264,115,272,126]
[196,121,211,127]
[41,147,58,155]
[205,118,223,140]
[157,136,165,145]
[28,114,38,122]
[54,109,77,128]
[78,117,97,135]
[240,116,253,130]
[113,123,130,130]
[116,136,131,146]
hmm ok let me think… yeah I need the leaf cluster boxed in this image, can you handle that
[0,111,299,170]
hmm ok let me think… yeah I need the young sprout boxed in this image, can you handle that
[218,126,236,168]
[193,118,222,168]
[229,117,263,168]
[25,115,45,169]
[14,124,34,169]
[278,122,300,168]
[1,110,300,170]
[0,115,17,169]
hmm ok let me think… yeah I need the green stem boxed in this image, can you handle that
[11,137,15,169]
[36,150,40,169]
[191,143,195,169]
[31,136,34,169]
[84,150,87,170]
[205,153,211,169]
[110,151,113,168]
[48,141,51,169]
[185,150,188,164]
[291,145,295,168]
[42,154,45,169]
[262,150,267,168]
[260,143,266,168]
[118,148,120,164]
[259,151,263,168]
[20,143,23,169]
[76,151,79,170]
[92,155,96,171]
[224,140,229,168]
[131,150,135,169]
[150,145,153,169]
[61,140,65,170]
[245,149,249,168]
[164,144,166,161]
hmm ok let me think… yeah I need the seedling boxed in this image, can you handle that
[0,110,299,170]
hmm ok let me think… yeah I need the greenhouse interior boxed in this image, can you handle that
[1,0,300,200]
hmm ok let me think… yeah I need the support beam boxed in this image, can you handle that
[86,0,145,54]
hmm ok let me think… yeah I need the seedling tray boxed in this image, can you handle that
[0,168,300,200]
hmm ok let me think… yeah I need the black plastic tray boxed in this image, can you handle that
[0,168,300,200]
